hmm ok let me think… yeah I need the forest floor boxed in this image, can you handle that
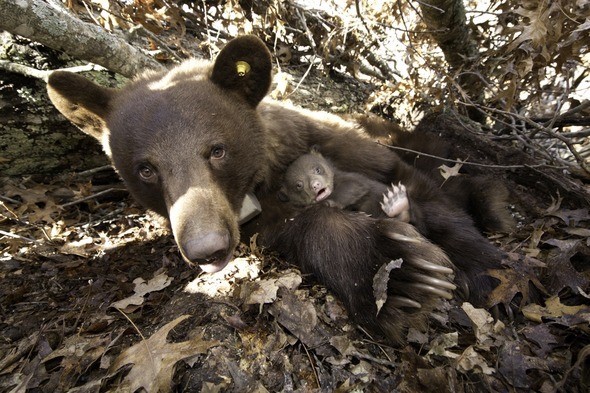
[1,40,590,393]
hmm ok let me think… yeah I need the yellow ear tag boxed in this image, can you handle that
[236,61,251,77]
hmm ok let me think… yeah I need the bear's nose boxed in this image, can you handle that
[182,231,230,265]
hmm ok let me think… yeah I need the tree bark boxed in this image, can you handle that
[0,71,108,176]
[0,0,163,77]
[417,0,478,70]
[0,33,111,176]
[416,0,484,121]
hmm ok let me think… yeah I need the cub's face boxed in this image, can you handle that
[47,36,273,272]
[281,152,335,206]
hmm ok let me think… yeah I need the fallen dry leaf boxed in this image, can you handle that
[461,303,505,345]
[544,239,590,295]
[110,272,173,313]
[498,341,549,389]
[269,290,319,347]
[521,324,560,358]
[184,257,262,297]
[373,258,403,315]
[522,295,589,323]
[549,208,590,227]
[487,252,546,307]
[427,332,459,359]
[240,271,301,305]
[4,183,61,223]
[42,334,110,390]
[438,160,463,181]
[109,315,219,393]
[543,193,563,215]
[456,346,495,375]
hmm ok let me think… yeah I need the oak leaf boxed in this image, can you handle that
[487,253,546,307]
[109,315,219,393]
[438,160,463,181]
[522,296,589,323]
[373,258,403,315]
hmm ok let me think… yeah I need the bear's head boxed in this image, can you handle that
[47,36,273,272]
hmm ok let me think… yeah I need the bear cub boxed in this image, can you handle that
[279,147,411,222]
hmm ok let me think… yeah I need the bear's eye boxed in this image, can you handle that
[296,181,303,190]
[210,144,226,160]
[314,167,322,174]
[138,165,156,182]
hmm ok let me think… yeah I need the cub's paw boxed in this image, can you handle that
[380,182,410,222]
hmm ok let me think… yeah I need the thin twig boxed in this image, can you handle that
[493,128,590,140]
[452,94,584,170]
[60,188,127,208]
[75,165,114,177]
[474,104,590,173]
[295,7,317,53]
[358,326,395,362]
[0,195,21,205]
[286,55,317,99]
[114,308,157,375]
[129,24,184,62]
[81,0,102,26]
[538,75,571,137]
[201,0,213,59]
[377,142,565,170]
[0,230,39,243]
[354,0,371,34]
[540,100,590,129]
[301,342,320,389]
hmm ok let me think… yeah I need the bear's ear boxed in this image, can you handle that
[47,71,115,141]
[210,36,272,107]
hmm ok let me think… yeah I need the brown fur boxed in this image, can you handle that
[357,115,515,233]
[47,35,508,343]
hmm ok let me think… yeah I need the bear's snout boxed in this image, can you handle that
[182,230,231,273]
[168,184,239,274]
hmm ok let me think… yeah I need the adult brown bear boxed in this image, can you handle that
[47,35,509,343]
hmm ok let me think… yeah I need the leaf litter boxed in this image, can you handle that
[1,142,589,392]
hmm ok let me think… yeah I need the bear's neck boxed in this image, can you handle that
[257,98,363,191]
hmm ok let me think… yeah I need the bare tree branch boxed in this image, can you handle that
[416,0,478,69]
[0,0,163,77]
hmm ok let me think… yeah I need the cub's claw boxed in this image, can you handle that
[380,182,410,222]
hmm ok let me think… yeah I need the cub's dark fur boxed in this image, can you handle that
[47,35,511,344]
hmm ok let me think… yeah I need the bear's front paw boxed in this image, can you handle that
[380,182,410,222]
[375,219,456,343]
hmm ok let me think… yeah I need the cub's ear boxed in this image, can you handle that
[47,71,115,141]
[277,189,290,203]
[211,35,272,107]
[310,144,322,154]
